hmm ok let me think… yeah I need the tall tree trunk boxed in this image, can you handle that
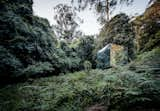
[106,0,109,21]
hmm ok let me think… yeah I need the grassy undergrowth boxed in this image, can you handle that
[0,67,160,111]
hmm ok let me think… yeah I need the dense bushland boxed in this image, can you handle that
[0,0,59,79]
[0,0,95,82]
[97,13,135,60]
[0,67,160,111]
[0,0,160,111]
[133,2,160,52]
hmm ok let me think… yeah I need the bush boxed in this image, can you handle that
[129,48,160,75]
[133,2,160,52]
[73,36,95,69]
[21,62,55,77]
[0,67,159,111]
[83,61,92,73]
[97,13,135,60]
[0,0,74,79]
[0,46,23,78]
[57,40,81,73]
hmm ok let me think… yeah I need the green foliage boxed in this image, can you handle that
[138,22,160,52]
[133,2,160,52]
[129,48,160,75]
[0,46,23,78]
[0,0,84,79]
[0,1,159,111]
[53,4,82,41]
[21,62,55,77]
[83,61,92,73]
[72,0,133,22]
[75,36,96,69]
[97,13,135,60]
[0,0,60,78]
[56,40,81,72]
[57,36,95,71]
[0,86,22,111]
[0,67,159,111]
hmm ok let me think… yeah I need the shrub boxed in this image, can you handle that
[97,13,135,60]
[83,61,92,73]
[129,48,160,75]
[73,36,95,69]
[0,67,159,111]
[133,2,160,52]
[20,62,55,77]
[0,46,23,78]
[0,0,72,79]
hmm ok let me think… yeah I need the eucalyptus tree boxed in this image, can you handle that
[53,4,82,42]
[71,0,133,23]
[71,0,159,23]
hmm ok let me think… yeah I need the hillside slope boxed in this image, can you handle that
[0,66,160,111]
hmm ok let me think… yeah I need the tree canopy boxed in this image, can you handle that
[53,4,83,41]
[71,0,133,23]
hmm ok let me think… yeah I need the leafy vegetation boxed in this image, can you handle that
[83,61,92,73]
[0,0,160,111]
[74,36,96,69]
[129,48,160,77]
[53,4,82,41]
[0,0,59,79]
[133,1,160,52]
[97,13,135,60]
[0,67,159,111]
[71,0,133,22]
[0,0,92,80]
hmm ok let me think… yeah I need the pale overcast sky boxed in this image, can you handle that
[33,0,149,35]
